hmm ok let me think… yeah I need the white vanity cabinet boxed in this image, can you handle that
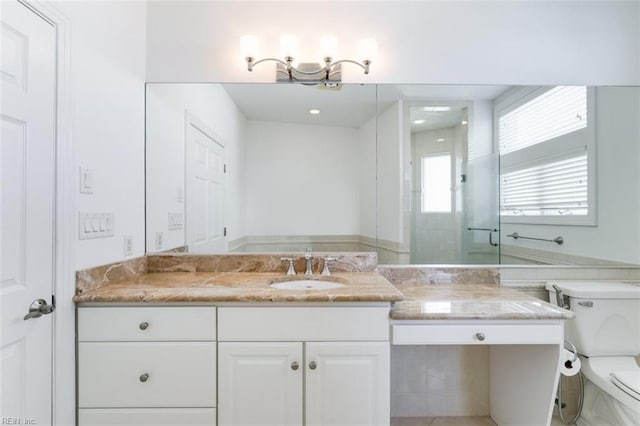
[217,306,391,426]
[77,306,217,426]
[392,319,565,425]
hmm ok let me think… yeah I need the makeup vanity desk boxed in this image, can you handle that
[390,282,574,425]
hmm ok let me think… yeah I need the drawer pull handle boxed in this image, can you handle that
[139,322,149,331]
[309,361,317,370]
[475,333,486,341]
[139,373,149,383]
[291,362,299,371]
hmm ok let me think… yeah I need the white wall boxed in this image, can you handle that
[501,87,640,264]
[54,1,147,270]
[146,1,640,85]
[358,115,377,240]
[244,121,360,236]
[145,84,247,252]
[377,101,404,244]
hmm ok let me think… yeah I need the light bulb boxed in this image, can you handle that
[240,35,259,59]
[280,34,299,59]
[319,35,338,59]
[359,38,378,62]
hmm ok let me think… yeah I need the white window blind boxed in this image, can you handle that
[499,86,587,155]
[501,152,588,216]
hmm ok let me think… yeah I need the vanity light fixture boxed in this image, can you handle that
[412,119,425,124]
[241,35,377,84]
[461,120,468,125]
[437,138,446,142]
[309,108,321,115]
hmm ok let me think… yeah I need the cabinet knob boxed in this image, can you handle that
[475,333,486,341]
[309,361,317,370]
[139,373,149,383]
[139,322,149,330]
[291,362,299,371]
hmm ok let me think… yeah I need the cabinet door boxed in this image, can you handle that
[305,342,390,426]
[218,342,302,426]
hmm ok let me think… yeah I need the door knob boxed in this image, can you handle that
[24,298,55,320]
[309,361,317,370]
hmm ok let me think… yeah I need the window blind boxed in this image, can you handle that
[501,153,588,216]
[499,86,587,155]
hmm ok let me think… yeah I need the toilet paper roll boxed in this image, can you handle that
[560,349,581,376]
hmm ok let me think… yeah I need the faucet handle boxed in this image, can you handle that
[280,257,296,275]
[321,257,338,276]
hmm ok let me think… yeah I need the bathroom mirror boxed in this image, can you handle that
[145,83,378,254]
[145,84,640,266]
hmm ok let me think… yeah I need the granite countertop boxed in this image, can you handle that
[73,271,403,303]
[390,282,574,320]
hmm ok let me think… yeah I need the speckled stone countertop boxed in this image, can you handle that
[390,282,574,320]
[73,272,403,303]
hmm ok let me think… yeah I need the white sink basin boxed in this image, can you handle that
[269,280,345,290]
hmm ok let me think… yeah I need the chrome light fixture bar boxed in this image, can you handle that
[241,35,377,84]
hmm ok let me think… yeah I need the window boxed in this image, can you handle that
[499,86,588,155]
[421,154,451,213]
[501,151,588,217]
[496,86,595,225]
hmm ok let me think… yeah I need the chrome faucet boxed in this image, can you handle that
[304,248,314,275]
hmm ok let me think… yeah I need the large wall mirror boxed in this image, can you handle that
[146,84,640,266]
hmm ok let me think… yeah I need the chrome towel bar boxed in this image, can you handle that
[507,232,564,245]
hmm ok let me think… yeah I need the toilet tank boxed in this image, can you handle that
[546,281,640,357]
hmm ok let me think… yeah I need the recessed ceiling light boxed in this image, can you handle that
[461,120,468,125]
[413,119,425,124]
[421,106,451,112]
[309,108,320,115]
[437,138,446,142]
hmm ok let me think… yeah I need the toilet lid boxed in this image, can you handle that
[611,370,640,401]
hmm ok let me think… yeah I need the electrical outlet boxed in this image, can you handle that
[155,232,163,250]
[123,235,133,256]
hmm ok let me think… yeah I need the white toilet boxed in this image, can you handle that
[547,281,640,425]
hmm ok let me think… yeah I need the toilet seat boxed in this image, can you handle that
[611,370,640,401]
[580,356,640,414]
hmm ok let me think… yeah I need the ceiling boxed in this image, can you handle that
[222,83,510,129]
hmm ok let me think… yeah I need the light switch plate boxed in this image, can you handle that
[79,212,114,240]
[79,167,94,194]
[168,212,184,230]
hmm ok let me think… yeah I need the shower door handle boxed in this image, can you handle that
[467,228,499,247]
[489,229,499,247]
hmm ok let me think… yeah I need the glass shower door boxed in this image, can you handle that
[462,153,500,264]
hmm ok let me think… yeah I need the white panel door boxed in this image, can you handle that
[186,116,225,252]
[218,342,302,426]
[305,342,390,426]
[0,1,56,424]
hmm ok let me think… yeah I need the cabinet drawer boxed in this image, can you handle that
[78,342,216,408]
[78,307,216,341]
[78,408,216,426]
[392,323,563,345]
[218,307,389,341]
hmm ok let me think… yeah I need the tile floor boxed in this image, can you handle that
[391,417,496,426]
[391,415,567,426]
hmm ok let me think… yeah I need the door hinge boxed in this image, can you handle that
[224,164,227,173]
[223,227,227,237]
